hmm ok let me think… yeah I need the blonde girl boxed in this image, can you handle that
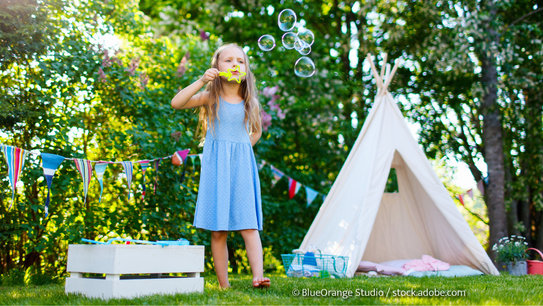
[171,43,269,288]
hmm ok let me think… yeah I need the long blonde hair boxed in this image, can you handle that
[197,43,261,141]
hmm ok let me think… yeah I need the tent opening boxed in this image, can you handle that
[385,168,398,193]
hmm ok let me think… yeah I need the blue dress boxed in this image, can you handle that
[193,97,263,231]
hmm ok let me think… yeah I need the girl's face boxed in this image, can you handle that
[217,46,247,82]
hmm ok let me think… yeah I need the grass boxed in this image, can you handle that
[1,273,542,305]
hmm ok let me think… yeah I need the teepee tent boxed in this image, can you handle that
[299,54,498,277]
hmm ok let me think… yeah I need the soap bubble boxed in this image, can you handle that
[294,56,316,78]
[278,9,296,31]
[297,29,314,46]
[282,32,297,49]
[258,34,275,51]
[294,38,311,55]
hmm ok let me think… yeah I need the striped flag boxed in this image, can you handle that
[94,162,108,203]
[74,159,93,204]
[122,161,133,200]
[171,149,189,166]
[40,153,65,216]
[288,177,301,199]
[138,160,151,199]
[1,145,28,208]
[153,158,161,194]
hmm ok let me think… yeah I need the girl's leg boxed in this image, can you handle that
[240,229,269,286]
[211,231,230,288]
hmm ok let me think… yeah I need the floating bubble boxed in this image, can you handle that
[294,56,316,78]
[278,9,296,31]
[282,32,297,49]
[297,29,314,46]
[258,34,275,51]
[294,38,311,55]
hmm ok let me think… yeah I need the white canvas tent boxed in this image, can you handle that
[299,54,498,277]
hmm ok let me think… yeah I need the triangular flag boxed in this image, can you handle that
[2,145,28,208]
[198,153,203,166]
[153,158,161,194]
[138,160,150,199]
[270,165,284,186]
[74,159,93,204]
[189,155,198,164]
[466,188,474,199]
[40,153,65,216]
[94,162,108,203]
[121,161,133,200]
[288,177,301,199]
[172,149,190,166]
[457,194,465,206]
[305,186,319,207]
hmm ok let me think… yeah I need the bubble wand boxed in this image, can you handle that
[219,65,246,83]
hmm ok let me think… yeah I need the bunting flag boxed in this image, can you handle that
[189,154,198,164]
[457,194,465,206]
[198,153,203,166]
[172,149,190,166]
[466,188,474,199]
[40,153,65,216]
[94,162,108,203]
[288,177,301,199]
[138,160,150,199]
[2,145,28,208]
[270,165,284,186]
[153,158,161,194]
[305,186,319,207]
[121,161,133,200]
[74,159,93,203]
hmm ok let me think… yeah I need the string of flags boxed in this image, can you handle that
[0,143,191,216]
[0,143,325,217]
[455,181,488,224]
[262,161,325,207]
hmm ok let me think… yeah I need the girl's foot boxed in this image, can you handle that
[252,277,270,288]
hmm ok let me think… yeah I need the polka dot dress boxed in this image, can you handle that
[193,97,263,231]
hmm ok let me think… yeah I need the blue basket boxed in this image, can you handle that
[281,253,349,278]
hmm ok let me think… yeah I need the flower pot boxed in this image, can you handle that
[506,261,527,276]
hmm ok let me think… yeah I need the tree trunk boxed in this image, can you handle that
[479,1,507,257]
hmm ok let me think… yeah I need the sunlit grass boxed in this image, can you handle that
[1,274,542,304]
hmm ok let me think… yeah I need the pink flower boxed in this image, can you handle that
[98,67,107,82]
[277,108,286,120]
[262,86,279,98]
[200,30,210,41]
[261,110,272,131]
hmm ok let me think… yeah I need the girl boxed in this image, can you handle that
[171,44,269,289]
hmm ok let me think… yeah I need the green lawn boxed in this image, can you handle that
[1,274,542,305]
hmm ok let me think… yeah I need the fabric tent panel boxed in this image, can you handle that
[401,152,498,274]
[362,192,435,262]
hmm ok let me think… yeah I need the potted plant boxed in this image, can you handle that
[492,235,528,276]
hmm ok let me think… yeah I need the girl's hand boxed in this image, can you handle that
[200,68,220,84]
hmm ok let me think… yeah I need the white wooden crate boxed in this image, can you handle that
[65,244,204,299]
